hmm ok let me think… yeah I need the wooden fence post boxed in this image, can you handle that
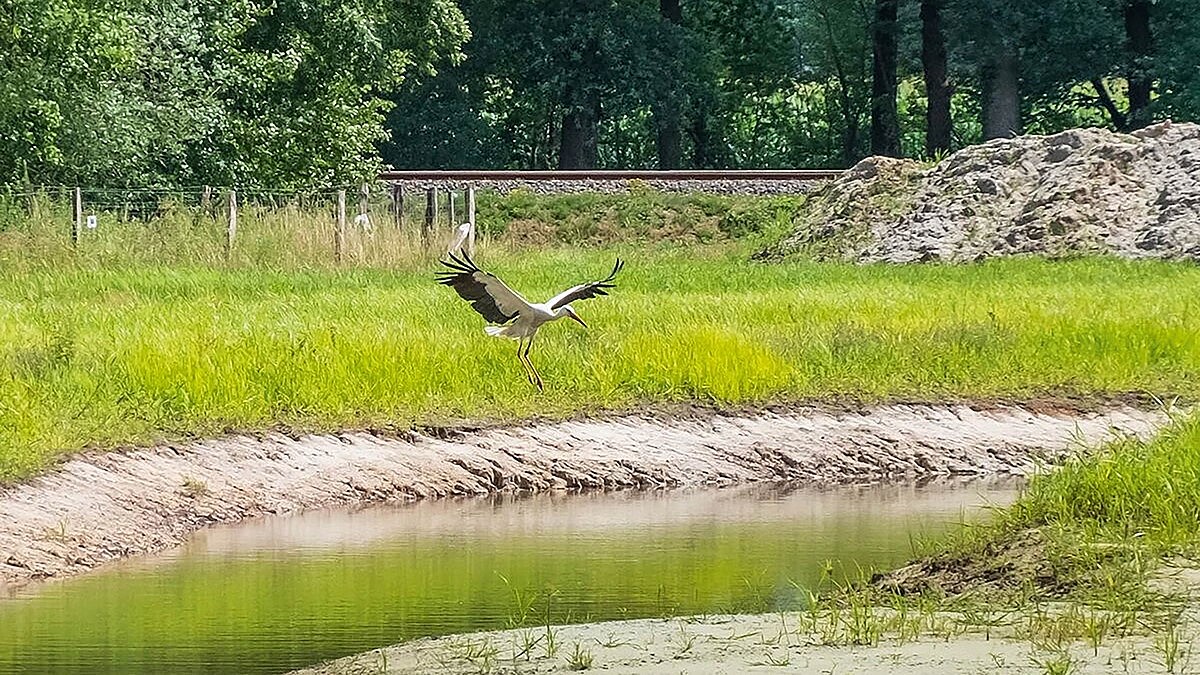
[201,185,212,213]
[225,189,237,259]
[21,173,35,217]
[391,184,404,229]
[71,187,82,246]
[358,183,370,229]
[466,185,476,257]
[448,190,457,228]
[423,187,437,249]
[335,189,346,263]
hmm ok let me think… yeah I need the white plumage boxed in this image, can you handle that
[436,250,624,390]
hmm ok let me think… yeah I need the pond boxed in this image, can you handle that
[0,479,1019,674]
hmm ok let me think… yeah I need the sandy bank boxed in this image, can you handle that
[0,403,1164,590]
[292,608,1186,675]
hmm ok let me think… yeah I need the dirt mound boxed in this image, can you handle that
[872,529,1067,598]
[766,121,1200,262]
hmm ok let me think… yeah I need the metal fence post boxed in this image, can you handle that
[358,183,370,230]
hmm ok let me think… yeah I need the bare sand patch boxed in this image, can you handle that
[292,609,1186,675]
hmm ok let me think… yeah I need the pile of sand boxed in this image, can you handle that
[766,121,1200,262]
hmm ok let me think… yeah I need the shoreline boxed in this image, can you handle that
[0,402,1165,591]
[291,609,1185,675]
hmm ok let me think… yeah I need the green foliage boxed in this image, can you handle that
[945,0,1122,90]
[388,0,1200,171]
[1010,415,1200,545]
[474,189,804,244]
[6,0,1200,183]
[0,0,469,188]
[0,0,136,182]
[1156,0,1200,119]
[385,0,706,169]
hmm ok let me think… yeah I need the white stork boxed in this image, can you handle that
[436,250,625,390]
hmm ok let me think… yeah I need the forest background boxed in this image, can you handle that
[3,0,1197,189]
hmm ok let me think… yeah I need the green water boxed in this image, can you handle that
[0,480,1018,674]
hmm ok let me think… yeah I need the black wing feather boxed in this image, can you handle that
[549,258,625,309]
[435,250,520,324]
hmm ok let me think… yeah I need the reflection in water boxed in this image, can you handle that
[0,478,1020,674]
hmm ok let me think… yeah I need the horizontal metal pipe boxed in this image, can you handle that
[377,169,842,182]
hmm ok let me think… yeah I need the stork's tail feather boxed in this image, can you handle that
[484,325,507,337]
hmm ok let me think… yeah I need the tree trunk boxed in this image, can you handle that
[655,107,683,169]
[654,0,684,168]
[920,0,951,156]
[659,0,681,23]
[1124,0,1153,129]
[982,48,1020,140]
[840,97,860,166]
[559,91,600,169]
[1091,77,1129,131]
[814,3,862,165]
[689,111,713,168]
[870,0,901,157]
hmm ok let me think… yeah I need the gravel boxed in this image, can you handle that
[767,121,1200,262]
[387,178,828,196]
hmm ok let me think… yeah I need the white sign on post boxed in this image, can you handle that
[86,214,97,230]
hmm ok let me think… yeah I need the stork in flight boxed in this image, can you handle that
[436,250,624,390]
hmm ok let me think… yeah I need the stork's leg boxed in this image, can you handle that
[523,334,543,391]
[516,337,536,385]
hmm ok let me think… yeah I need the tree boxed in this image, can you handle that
[655,0,685,168]
[0,0,469,188]
[688,0,805,167]
[920,0,951,155]
[0,0,136,185]
[798,0,872,165]
[1155,0,1200,120]
[982,47,1021,139]
[1124,0,1153,129]
[870,0,901,155]
[217,0,470,186]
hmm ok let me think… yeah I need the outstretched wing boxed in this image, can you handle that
[547,258,625,309]
[436,250,532,324]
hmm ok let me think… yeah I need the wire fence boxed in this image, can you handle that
[0,182,480,268]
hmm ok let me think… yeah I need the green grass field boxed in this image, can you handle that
[0,189,802,271]
[2,244,1198,482]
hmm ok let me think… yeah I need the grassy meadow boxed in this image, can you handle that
[0,187,803,271]
[2,236,1199,481]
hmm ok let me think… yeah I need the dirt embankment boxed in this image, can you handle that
[764,121,1200,262]
[0,403,1163,591]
